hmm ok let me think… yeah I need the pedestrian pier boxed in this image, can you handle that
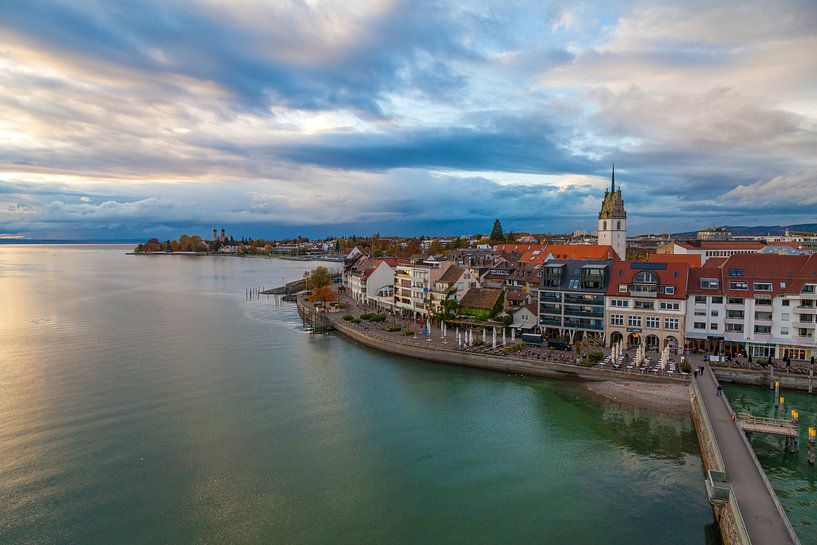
[691,366,800,545]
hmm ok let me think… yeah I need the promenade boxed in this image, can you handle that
[298,295,690,387]
[697,365,799,545]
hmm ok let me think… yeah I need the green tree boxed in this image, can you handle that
[490,291,505,318]
[505,231,516,243]
[489,219,504,242]
[306,266,332,289]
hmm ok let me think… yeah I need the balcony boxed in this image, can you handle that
[564,318,603,330]
[540,304,561,313]
[540,293,561,303]
[563,306,604,318]
[541,317,561,327]
[793,320,816,329]
[796,306,817,314]
[564,294,604,305]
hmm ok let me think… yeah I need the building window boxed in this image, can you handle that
[664,286,676,295]
[610,299,628,308]
[695,296,706,304]
[725,323,743,332]
[727,297,744,304]
[754,325,771,334]
[603,221,607,230]
[781,327,789,335]
[700,278,719,289]
[729,281,748,290]
[710,323,718,330]
[782,313,789,321]
[628,316,641,327]
[664,318,679,330]
[635,300,654,310]
[782,299,790,306]
[619,284,628,293]
[694,310,706,316]
[728,268,744,276]
[712,296,723,304]
[753,282,772,291]
[710,310,718,317]
[803,285,816,294]
[660,302,680,311]
[617,221,621,230]
[610,314,624,326]
[646,317,660,328]
[694,322,706,329]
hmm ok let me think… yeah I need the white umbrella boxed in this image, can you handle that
[482,329,486,343]
[502,328,506,346]
[492,327,497,348]
[511,328,515,341]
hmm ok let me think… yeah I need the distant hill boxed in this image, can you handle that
[673,223,817,238]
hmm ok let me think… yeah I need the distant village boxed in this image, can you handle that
[136,171,817,361]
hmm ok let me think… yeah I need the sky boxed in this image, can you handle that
[1,0,816,240]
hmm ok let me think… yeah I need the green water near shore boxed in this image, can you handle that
[723,384,817,543]
[0,245,719,544]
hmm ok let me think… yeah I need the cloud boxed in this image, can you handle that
[0,0,816,238]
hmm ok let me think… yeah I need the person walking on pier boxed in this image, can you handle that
[693,369,698,379]
[716,384,723,397]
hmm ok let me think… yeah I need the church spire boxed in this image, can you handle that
[611,163,615,193]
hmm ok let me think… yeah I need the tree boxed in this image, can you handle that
[489,219,504,242]
[306,266,331,289]
[308,285,337,307]
[505,231,517,243]
[490,290,505,318]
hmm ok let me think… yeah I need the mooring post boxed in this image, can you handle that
[809,365,814,395]
[787,409,799,453]
[774,380,780,407]
[769,364,774,389]
[808,427,815,465]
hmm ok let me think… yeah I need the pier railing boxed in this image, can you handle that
[690,377,726,483]
[721,487,752,545]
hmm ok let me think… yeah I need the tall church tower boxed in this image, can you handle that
[597,164,627,260]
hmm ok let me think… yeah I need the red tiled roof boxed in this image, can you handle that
[648,253,702,268]
[546,244,620,261]
[606,261,689,299]
[714,254,812,297]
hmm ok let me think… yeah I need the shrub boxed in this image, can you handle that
[502,342,525,353]
[350,318,361,324]
[472,339,485,346]
[579,358,596,367]
[680,362,691,373]
[588,351,604,362]
[387,326,401,332]
[403,330,415,336]
[342,314,354,321]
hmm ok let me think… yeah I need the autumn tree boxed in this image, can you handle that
[308,285,337,307]
[306,266,332,289]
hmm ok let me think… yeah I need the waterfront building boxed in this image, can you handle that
[605,261,689,351]
[511,303,539,331]
[348,257,400,306]
[683,253,817,361]
[539,260,611,343]
[428,265,479,312]
[597,165,627,261]
[393,256,452,316]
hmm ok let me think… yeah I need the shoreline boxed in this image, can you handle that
[583,380,691,414]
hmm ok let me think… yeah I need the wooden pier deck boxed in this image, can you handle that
[737,413,798,438]
[697,366,800,545]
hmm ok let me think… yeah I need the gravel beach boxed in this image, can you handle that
[585,380,691,414]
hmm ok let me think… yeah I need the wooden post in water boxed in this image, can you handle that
[769,364,774,389]
[808,427,815,465]
[787,410,799,453]
[774,380,780,408]
[809,364,813,394]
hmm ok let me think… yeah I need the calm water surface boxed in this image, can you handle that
[1,245,719,544]
[723,383,817,543]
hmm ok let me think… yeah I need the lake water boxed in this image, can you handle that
[0,245,720,544]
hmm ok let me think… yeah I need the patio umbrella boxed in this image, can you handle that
[492,327,497,348]
[502,328,506,346]
[482,328,486,344]
[511,328,516,341]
